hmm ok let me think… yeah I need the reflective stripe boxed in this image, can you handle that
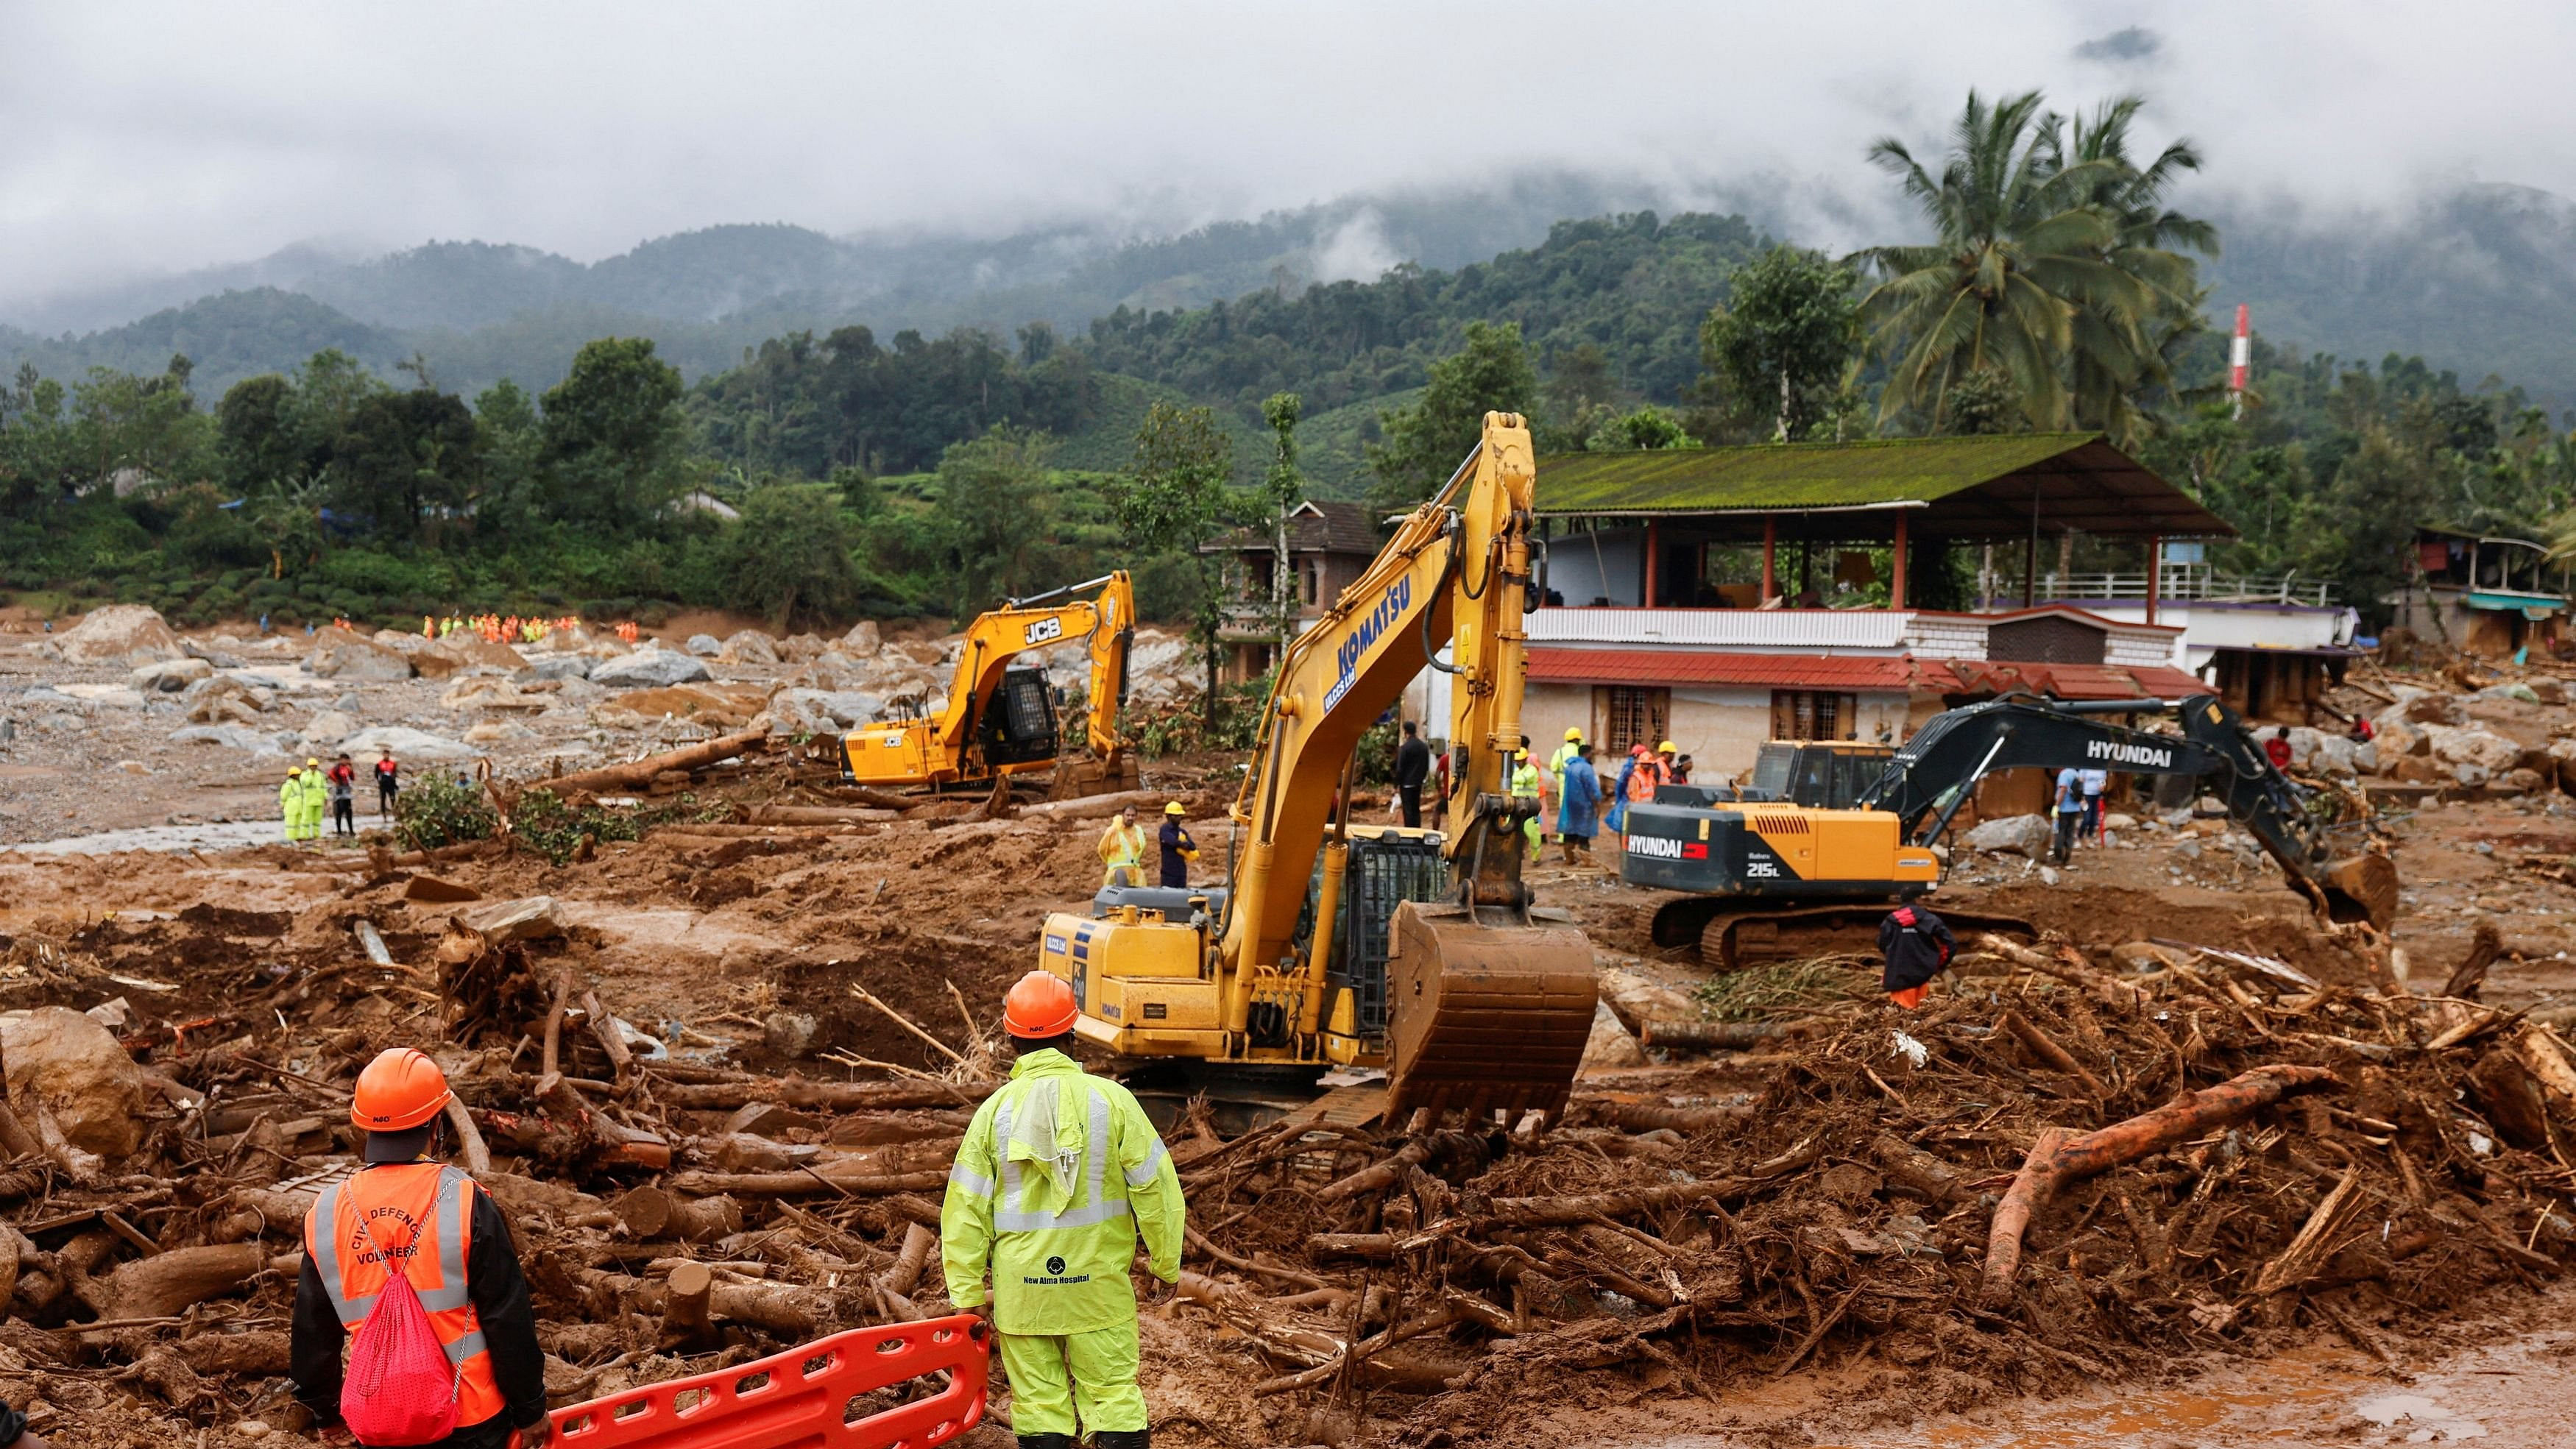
[308,1167,481,1334]
[994,1197,1134,1233]
[1123,1136,1168,1188]
[947,1164,997,1198]
[443,1329,488,1367]
[309,1183,369,1325]
[993,1099,1022,1216]
[1084,1087,1111,1208]
[415,1166,473,1314]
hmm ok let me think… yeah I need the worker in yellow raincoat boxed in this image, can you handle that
[1096,804,1147,888]
[944,972,1183,1449]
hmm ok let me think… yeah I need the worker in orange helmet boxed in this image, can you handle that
[291,1049,551,1449]
[943,972,1183,1449]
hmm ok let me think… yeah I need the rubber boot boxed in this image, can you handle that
[1092,1432,1151,1449]
[1016,1436,1075,1449]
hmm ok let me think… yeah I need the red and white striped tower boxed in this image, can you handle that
[2228,303,2251,419]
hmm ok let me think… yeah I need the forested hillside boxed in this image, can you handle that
[8,90,2576,644]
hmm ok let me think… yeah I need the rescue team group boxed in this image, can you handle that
[282,973,1181,1448]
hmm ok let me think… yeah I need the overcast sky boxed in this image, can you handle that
[5,1,2574,305]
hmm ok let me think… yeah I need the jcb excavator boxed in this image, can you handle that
[839,571,1138,796]
[1629,694,2399,969]
[1033,414,1598,1122]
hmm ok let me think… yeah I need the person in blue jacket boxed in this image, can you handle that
[1555,743,1601,863]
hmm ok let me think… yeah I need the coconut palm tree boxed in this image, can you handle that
[2046,97,2219,443]
[1854,91,2153,433]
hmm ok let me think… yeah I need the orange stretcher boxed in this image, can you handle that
[545,1314,991,1449]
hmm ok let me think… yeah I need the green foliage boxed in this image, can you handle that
[509,789,727,866]
[539,338,690,534]
[1111,402,1237,709]
[1690,957,1872,1022]
[1857,90,2204,442]
[1694,247,1861,442]
[393,773,497,851]
[1585,405,1696,452]
[935,427,1067,616]
[723,481,859,628]
[1366,321,1538,509]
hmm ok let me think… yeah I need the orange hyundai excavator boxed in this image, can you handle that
[1031,414,1599,1124]
[839,571,1136,795]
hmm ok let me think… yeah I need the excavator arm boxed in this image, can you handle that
[1001,570,1135,762]
[1217,414,1594,1119]
[1858,693,2393,926]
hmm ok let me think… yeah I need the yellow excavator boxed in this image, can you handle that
[1033,415,1598,1122]
[839,572,1138,795]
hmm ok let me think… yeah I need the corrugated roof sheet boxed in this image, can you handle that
[1535,434,2234,539]
[1529,649,2207,701]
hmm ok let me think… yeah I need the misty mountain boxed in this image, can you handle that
[2202,182,2576,412]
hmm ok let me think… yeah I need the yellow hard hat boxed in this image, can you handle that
[1564,727,1583,742]
[1515,748,1529,760]
[1165,801,1185,815]
[1657,740,1677,754]
[305,757,321,768]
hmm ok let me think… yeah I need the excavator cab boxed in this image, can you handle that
[975,665,1061,768]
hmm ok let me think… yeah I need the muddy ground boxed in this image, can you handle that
[1,662,2575,1445]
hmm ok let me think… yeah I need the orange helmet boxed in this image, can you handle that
[1004,971,1080,1039]
[351,1047,453,1131]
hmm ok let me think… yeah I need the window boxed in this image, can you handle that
[1770,690,1856,741]
[1601,686,1669,756]
[1301,557,1322,607]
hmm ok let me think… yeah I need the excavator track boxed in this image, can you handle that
[1651,896,2035,973]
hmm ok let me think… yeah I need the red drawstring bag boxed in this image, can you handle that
[341,1214,462,1445]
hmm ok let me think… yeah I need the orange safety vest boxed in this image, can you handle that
[304,1163,505,1428]
[1624,757,1667,804]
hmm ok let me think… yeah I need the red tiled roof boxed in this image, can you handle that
[1526,648,1931,690]
[1527,648,2206,701]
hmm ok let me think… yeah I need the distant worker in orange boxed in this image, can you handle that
[292,1049,550,1449]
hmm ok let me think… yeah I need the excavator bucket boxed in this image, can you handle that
[2324,852,2399,930]
[1383,901,1597,1122]
[1047,755,1142,801]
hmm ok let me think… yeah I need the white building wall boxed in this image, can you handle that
[1532,607,1913,651]
[1546,529,1644,608]
[1906,616,1988,659]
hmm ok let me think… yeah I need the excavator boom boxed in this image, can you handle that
[1036,416,1596,1123]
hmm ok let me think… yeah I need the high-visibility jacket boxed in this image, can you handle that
[1624,757,1668,804]
[280,776,304,829]
[1510,760,1541,798]
[1547,743,1579,800]
[302,1163,506,1428]
[941,1049,1184,1336]
[1097,821,1147,883]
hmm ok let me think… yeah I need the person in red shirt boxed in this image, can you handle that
[2263,726,2293,771]
[374,750,400,818]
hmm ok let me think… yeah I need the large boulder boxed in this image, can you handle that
[520,656,592,683]
[414,634,531,679]
[1125,629,1197,704]
[2285,728,2359,777]
[2423,725,2521,772]
[0,1007,146,1158]
[592,648,714,689]
[54,605,185,665]
[767,688,886,736]
[440,677,548,712]
[1964,813,2055,859]
[718,630,780,665]
[308,634,414,681]
[2375,718,2429,759]
[297,710,360,748]
[2376,689,2464,729]
[684,634,723,658]
[777,633,827,663]
[1578,1001,1648,1070]
[130,656,213,693]
[337,726,476,763]
[838,620,882,657]
[169,724,289,754]
[370,628,431,654]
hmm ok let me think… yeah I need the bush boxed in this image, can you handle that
[394,774,498,851]
[510,789,727,865]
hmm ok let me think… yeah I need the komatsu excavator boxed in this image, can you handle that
[1033,414,1598,1122]
[1627,694,2400,969]
[839,571,1137,796]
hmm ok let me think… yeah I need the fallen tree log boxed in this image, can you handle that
[77,1242,266,1322]
[1996,1009,2108,1097]
[539,728,768,797]
[1585,1101,1752,1134]
[745,805,901,826]
[2442,921,2505,1001]
[662,1260,714,1346]
[1013,789,1163,822]
[1979,1063,2342,1308]
[1637,1019,1806,1051]
[612,1188,742,1243]
[665,1167,950,1197]
[647,1077,1000,1113]
[1978,935,2148,1010]
[1316,1130,1495,1203]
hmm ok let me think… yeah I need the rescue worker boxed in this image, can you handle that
[1156,802,1197,888]
[375,749,401,818]
[291,1048,549,1448]
[1097,804,1147,889]
[1878,904,1956,1010]
[298,757,330,844]
[279,765,305,845]
[1557,741,1601,864]
[944,973,1183,1449]
[1547,727,1583,807]
[1509,748,1546,862]
[1393,721,1431,829]
[328,752,358,838]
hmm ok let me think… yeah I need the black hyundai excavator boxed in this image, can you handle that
[1625,693,2398,969]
